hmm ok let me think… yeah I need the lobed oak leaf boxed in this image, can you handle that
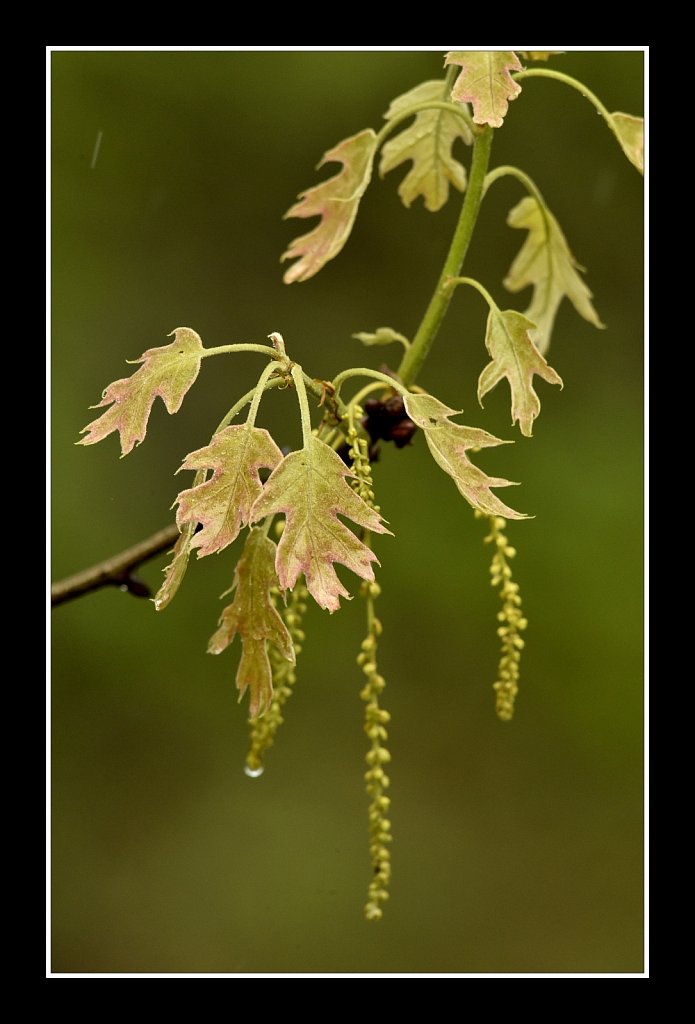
[282,128,378,284]
[175,425,283,557]
[403,393,527,520]
[208,528,294,719]
[445,51,522,128]
[78,328,203,456]
[379,80,472,212]
[250,435,391,612]
[608,112,644,174]
[477,308,563,437]
[504,196,603,354]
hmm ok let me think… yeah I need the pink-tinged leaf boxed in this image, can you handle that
[445,51,522,128]
[516,51,564,61]
[379,80,472,212]
[153,523,195,611]
[175,425,283,557]
[154,468,207,610]
[608,112,644,174]
[250,435,391,612]
[78,328,203,456]
[505,196,604,354]
[403,394,528,520]
[477,308,563,437]
[282,128,378,284]
[208,528,294,719]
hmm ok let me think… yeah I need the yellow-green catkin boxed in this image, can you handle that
[358,581,392,921]
[348,409,392,920]
[347,407,375,506]
[245,581,308,775]
[477,512,528,721]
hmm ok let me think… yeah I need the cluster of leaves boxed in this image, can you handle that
[281,50,642,286]
[79,328,528,714]
[79,51,642,714]
[78,50,642,919]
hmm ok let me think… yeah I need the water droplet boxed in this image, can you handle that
[244,764,264,778]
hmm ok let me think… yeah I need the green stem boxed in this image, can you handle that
[333,368,407,399]
[443,62,457,97]
[291,365,314,446]
[375,99,475,150]
[247,361,282,428]
[484,165,546,207]
[513,68,612,122]
[201,343,282,360]
[214,376,285,434]
[349,380,391,411]
[397,127,494,387]
[448,276,498,313]
[482,166,554,287]
[352,328,410,352]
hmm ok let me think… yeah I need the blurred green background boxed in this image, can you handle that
[51,50,643,974]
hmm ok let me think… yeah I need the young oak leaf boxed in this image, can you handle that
[175,425,283,557]
[504,196,604,354]
[153,523,195,611]
[153,468,208,610]
[445,51,522,128]
[379,80,473,212]
[78,328,204,456]
[353,326,410,351]
[208,528,294,719]
[477,308,563,437]
[403,393,527,520]
[608,112,644,174]
[282,128,378,284]
[250,435,391,612]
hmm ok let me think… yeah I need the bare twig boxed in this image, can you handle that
[51,524,180,607]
